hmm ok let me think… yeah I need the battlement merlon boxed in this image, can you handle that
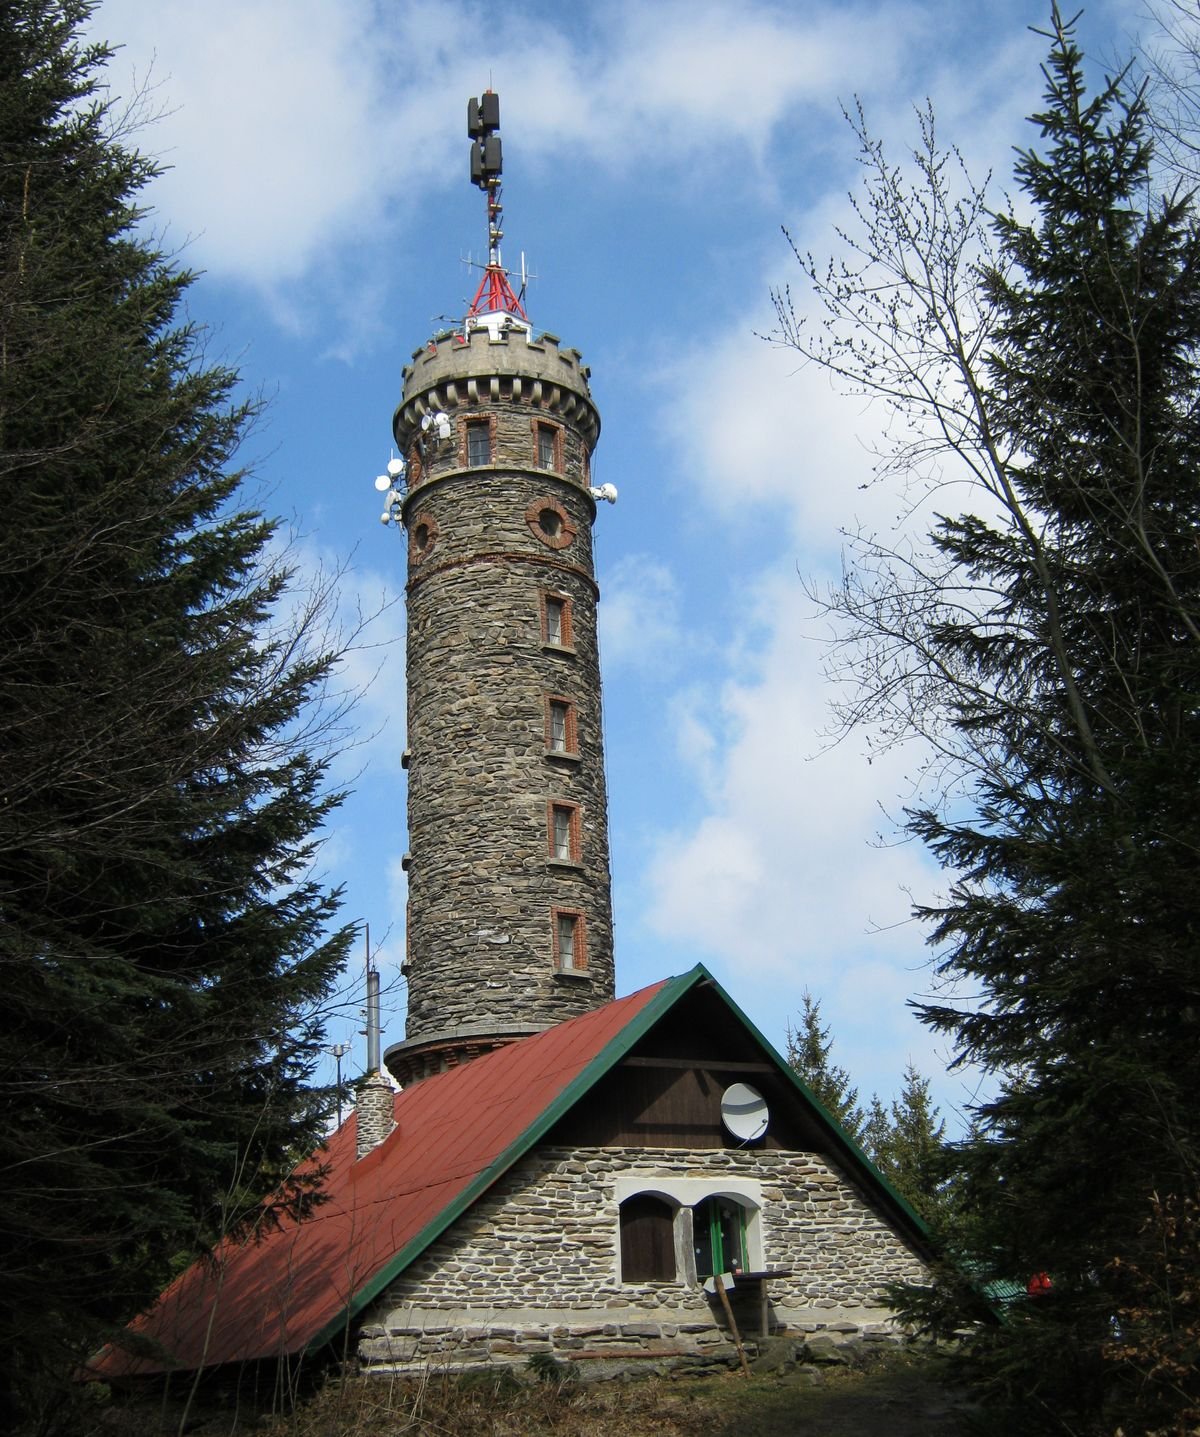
[394,328,600,454]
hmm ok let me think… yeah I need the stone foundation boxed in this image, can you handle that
[358,1305,905,1377]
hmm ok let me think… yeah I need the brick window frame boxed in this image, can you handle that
[408,509,438,564]
[551,906,587,973]
[406,443,423,486]
[460,413,497,467]
[545,693,578,756]
[547,799,582,864]
[540,590,574,649]
[532,418,564,472]
[526,495,576,550]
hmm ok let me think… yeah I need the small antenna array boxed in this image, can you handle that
[465,91,528,325]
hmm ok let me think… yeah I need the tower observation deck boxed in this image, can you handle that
[383,93,616,1086]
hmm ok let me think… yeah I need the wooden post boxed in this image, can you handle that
[716,1276,751,1378]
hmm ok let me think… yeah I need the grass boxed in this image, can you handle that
[99,1347,972,1437]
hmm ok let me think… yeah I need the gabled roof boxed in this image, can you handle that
[95,965,927,1379]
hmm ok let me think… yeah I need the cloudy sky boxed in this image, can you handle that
[92,0,1143,1128]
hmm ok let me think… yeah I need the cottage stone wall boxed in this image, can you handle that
[358,1145,928,1374]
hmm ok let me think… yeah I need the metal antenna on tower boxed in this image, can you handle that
[465,91,529,332]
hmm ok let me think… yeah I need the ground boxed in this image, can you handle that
[92,1348,974,1437]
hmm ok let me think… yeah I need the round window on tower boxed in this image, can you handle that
[526,496,575,550]
[408,510,438,564]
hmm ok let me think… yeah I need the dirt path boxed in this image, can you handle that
[702,1359,972,1437]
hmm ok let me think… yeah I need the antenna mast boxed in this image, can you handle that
[365,923,381,1074]
[466,91,529,328]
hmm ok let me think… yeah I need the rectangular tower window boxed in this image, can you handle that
[466,419,492,466]
[536,422,558,470]
[553,908,586,971]
[541,592,572,648]
[546,696,577,754]
[549,801,581,862]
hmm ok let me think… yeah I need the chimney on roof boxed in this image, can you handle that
[355,1069,396,1160]
[354,962,396,1160]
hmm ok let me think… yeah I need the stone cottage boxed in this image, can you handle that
[98,967,930,1380]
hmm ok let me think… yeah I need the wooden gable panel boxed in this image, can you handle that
[551,982,827,1153]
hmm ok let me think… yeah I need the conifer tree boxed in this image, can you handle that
[0,2,352,1417]
[785,991,866,1142]
[774,7,1200,1429]
[868,1064,948,1225]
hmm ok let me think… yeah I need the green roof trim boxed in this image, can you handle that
[306,968,705,1355]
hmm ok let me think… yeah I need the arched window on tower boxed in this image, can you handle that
[619,1193,677,1283]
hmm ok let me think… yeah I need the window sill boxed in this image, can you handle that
[545,748,581,764]
[547,858,584,872]
[541,642,576,657]
[553,967,591,981]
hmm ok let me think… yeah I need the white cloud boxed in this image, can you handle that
[660,314,890,549]
[647,570,934,978]
[639,564,959,1112]
[96,0,406,283]
[515,0,905,159]
[598,554,684,671]
[90,0,936,299]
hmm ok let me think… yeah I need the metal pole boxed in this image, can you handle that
[366,969,381,1073]
[328,1042,349,1125]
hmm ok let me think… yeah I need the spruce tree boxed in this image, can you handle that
[909,17,1200,1424]
[867,1064,948,1226]
[773,6,1200,1428]
[0,2,351,1417]
[784,991,866,1142]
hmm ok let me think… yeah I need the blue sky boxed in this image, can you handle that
[92,0,1142,1129]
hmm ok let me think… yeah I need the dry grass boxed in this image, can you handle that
[262,1366,703,1437]
[96,1348,969,1437]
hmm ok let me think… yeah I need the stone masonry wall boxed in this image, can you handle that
[401,464,614,1042]
[358,1145,929,1373]
[391,326,615,1051]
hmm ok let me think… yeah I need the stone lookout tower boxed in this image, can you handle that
[383,92,617,1086]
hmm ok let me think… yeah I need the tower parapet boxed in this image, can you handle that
[386,321,615,1086]
[397,328,599,473]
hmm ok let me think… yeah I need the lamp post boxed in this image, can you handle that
[328,1041,350,1126]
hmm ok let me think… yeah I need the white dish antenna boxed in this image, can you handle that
[721,1082,769,1142]
[374,474,392,492]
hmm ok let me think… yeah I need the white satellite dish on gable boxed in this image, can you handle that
[721,1082,769,1142]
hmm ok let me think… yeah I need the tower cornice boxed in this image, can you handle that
[395,329,600,455]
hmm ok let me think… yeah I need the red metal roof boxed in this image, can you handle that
[95,976,674,1378]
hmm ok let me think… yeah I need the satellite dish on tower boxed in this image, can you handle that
[721,1082,769,1142]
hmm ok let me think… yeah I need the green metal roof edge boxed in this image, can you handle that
[691,968,931,1247]
[305,966,707,1356]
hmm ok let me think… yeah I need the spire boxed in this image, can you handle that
[465,91,529,336]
